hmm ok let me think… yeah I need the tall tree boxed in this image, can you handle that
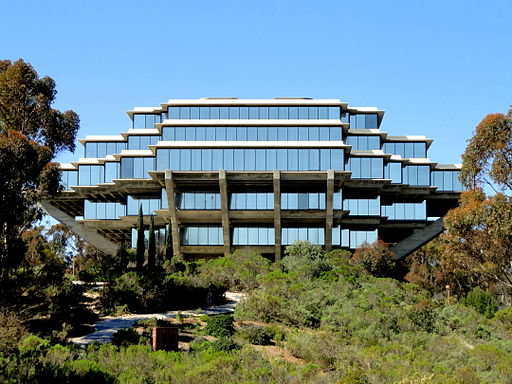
[147,216,156,269]
[460,108,512,191]
[136,206,145,272]
[165,224,173,261]
[441,107,512,299]
[0,59,79,278]
[0,59,79,153]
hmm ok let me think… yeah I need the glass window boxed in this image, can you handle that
[199,107,209,119]
[133,114,145,129]
[190,107,200,119]
[365,114,378,129]
[259,107,269,119]
[318,107,329,119]
[309,107,318,119]
[181,149,191,170]
[249,107,259,119]
[170,149,180,170]
[240,107,249,119]
[269,107,278,119]
[175,127,186,140]
[309,126,319,141]
[414,142,426,158]
[289,106,298,119]
[328,107,340,119]
[319,127,330,141]
[224,149,234,170]
[298,107,308,119]
[215,126,226,141]
[245,149,256,170]
[180,107,190,119]
[168,107,180,119]
[220,107,229,119]
[236,127,247,141]
[194,126,205,140]
[248,127,258,141]
[230,107,240,119]
[278,107,288,119]
[212,149,223,170]
[210,107,220,119]
[282,227,324,245]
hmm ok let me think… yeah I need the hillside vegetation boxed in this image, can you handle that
[2,243,512,384]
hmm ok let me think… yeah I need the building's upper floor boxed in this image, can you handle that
[59,98,463,192]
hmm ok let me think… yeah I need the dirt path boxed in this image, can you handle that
[69,292,245,346]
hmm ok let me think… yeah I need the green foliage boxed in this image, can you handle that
[111,328,141,347]
[0,311,27,354]
[136,206,145,272]
[351,240,397,278]
[460,109,512,190]
[211,337,242,352]
[204,314,236,338]
[444,191,512,296]
[197,250,271,291]
[238,325,272,345]
[164,226,173,261]
[100,272,145,313]
[281,241,333,279]
[493,306,512,331]
[63,359,116,384]
[147,216,156,269]
[461,287,498,318]
[100,268,227,315]
[0,59,79,279]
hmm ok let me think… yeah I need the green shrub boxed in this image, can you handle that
[211,337,242,352]
[197,250,271,291]
[281,241,333,279]
[238,325,272,345]
[111,328,140,347]
[494,306,512,331]
[0,311,27,354]
[461,287,498,318]
[204,314,235,338]
[189,336,212,352]
[64,359,116,384]
[408,301,437,333]
[351,240,397,278]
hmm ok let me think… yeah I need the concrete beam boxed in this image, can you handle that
[42,200,118,255]
[273,170,282,261]
[219,170,231,256]
[325,170,334,251]
[390,218,444,260]
[164,170,182,259]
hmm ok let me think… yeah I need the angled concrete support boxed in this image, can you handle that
[219,170,231,256]
[273,170,282,261]
[42,200,118,255]
[164,170,182,259]
[325,170,335,251]
[390,218,444,260]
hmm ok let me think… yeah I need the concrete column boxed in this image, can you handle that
[325,170,335,251]
[219,170,231,256]
[273,170,282,261]
[164,170,182,259]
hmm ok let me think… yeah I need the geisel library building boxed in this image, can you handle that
[44,98,464,261]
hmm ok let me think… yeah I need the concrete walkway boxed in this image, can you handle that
[70,292,246,346]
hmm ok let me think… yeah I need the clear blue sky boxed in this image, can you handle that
[1,0,511,165]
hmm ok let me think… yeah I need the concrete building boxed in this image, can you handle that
[45,98,463,260]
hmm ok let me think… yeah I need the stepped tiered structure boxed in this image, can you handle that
[45,98,463,260]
